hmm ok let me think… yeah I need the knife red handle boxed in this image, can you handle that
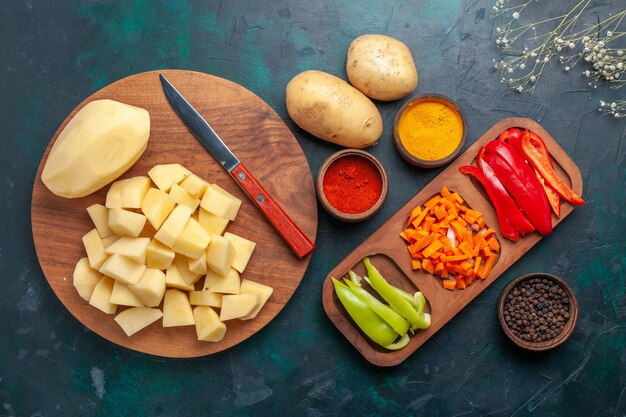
[230,163,315,258]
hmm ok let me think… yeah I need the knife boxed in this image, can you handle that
[159,74,315,258]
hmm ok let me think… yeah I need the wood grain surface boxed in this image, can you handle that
[31,70,317,358]
[322,118,583,367]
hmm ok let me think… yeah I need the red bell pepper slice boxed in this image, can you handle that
[484,140,553,236]
[498,128,522,152]
[459,164,519,241]
[520,131,585,207]
[536,171,561,217]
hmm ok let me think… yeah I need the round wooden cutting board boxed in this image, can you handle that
[31,70,318,358]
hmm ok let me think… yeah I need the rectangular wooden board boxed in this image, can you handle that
[322,117,584,367]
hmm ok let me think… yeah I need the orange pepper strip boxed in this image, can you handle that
[408,206,423,225]
[487,237,500,252]
[422,240,444,258]
[411,260,421,270]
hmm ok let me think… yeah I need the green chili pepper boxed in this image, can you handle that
[332,278,398,347]
[348,270,362,286]
[384,333,411,350]
[363,257,430,330]
[344,279,410,336]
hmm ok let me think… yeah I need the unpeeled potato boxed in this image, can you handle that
[286,70,383,149]
[346,34,418,101]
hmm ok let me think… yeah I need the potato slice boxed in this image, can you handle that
[164,263,194,291]
[162,289,195,327]
[99,253,146,285]
[219,294,259,321]
[101,235,119,248]
[188,291,222,307]
[146,239,175,270]
[179,174,209,198]
[105,178,133,209]
[172,218,211,259]
[141,187,176,230]
[154,205,193,247]
[169,184,200,211]
[203,268,240,294]
[86,204,114,238]
[110,280,144,307]
[193,306,226,342]
[200,184,242,221]
[223,232,256,273]
[206,234,235,276]
[82,228,108,270]
[120,176,151,209]
[105,237,150,264]
[108,209,147,238]
[189,252,208,275]
[89,276,117,314]
[148,163,190,192]
[129,268,166,307]
[73,257,103,301]
[198,208,229,235]
[239,279,274,320]
[114,307,163,336]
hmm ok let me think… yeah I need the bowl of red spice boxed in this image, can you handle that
[316,149,388,222]
[497,273,578,351]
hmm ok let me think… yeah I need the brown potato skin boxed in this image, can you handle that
[346,34,418,101]
[286,70,383,149]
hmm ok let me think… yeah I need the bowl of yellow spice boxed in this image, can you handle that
[393,94,467,168]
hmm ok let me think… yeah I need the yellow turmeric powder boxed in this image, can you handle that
[397,100,463,161]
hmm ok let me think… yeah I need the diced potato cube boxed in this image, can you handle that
[198,208,229,235]
[114,307,163,336]
[99,253,146,285]
[146,239,175,270]
[200,184,242,221]
[129,268,166,307]
[162,289,195,327]
[172,218,211,259]
[179,174,209,198]
[173,255,202,286]
[203,268,240,294]
[206,234,235,276]
[105,237,150,264]
[108,209,147,238]
[188,252,207,275]
[89,276,117,314]
[73,257,103,301]
[120,176,151,209]
[164,263,194,291]
[154,205,193,247]
[223,232,256,273]
[188,291,222,307]
[193,306,226,342]
[219,294,259,321]
[148,164,190,192]
[110,280,144,307]
[141,187,176,230]
[239,279,274,320]
[82,228,108,270]
[86,204,114,238]
[169,184,200,211]
[101,235,119,248]
[105,178,132,209]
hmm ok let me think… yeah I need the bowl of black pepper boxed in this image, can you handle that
[497,273,578,351]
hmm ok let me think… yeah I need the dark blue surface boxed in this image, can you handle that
[1,1,624,416]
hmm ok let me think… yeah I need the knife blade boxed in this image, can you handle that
[159,74,315,258]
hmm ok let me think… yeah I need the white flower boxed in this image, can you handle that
[607,31,613,37]
[544,56,549,62]
[530,75,536,82]
[517,86,523,92]
[520,63,526,69]
[508,67,514,73]
[530,52,537,57]
[565,66,570,71]
[512,12,520,19]
[600,100,606,106]
[569,42,575,48]
[618,50,624,56]
[583,36,590,42]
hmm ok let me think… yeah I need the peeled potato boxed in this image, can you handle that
[286,70,382,149]
[346,34,418,101]
[41,99,150,198]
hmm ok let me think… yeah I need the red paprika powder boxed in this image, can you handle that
[322,155,383,214]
